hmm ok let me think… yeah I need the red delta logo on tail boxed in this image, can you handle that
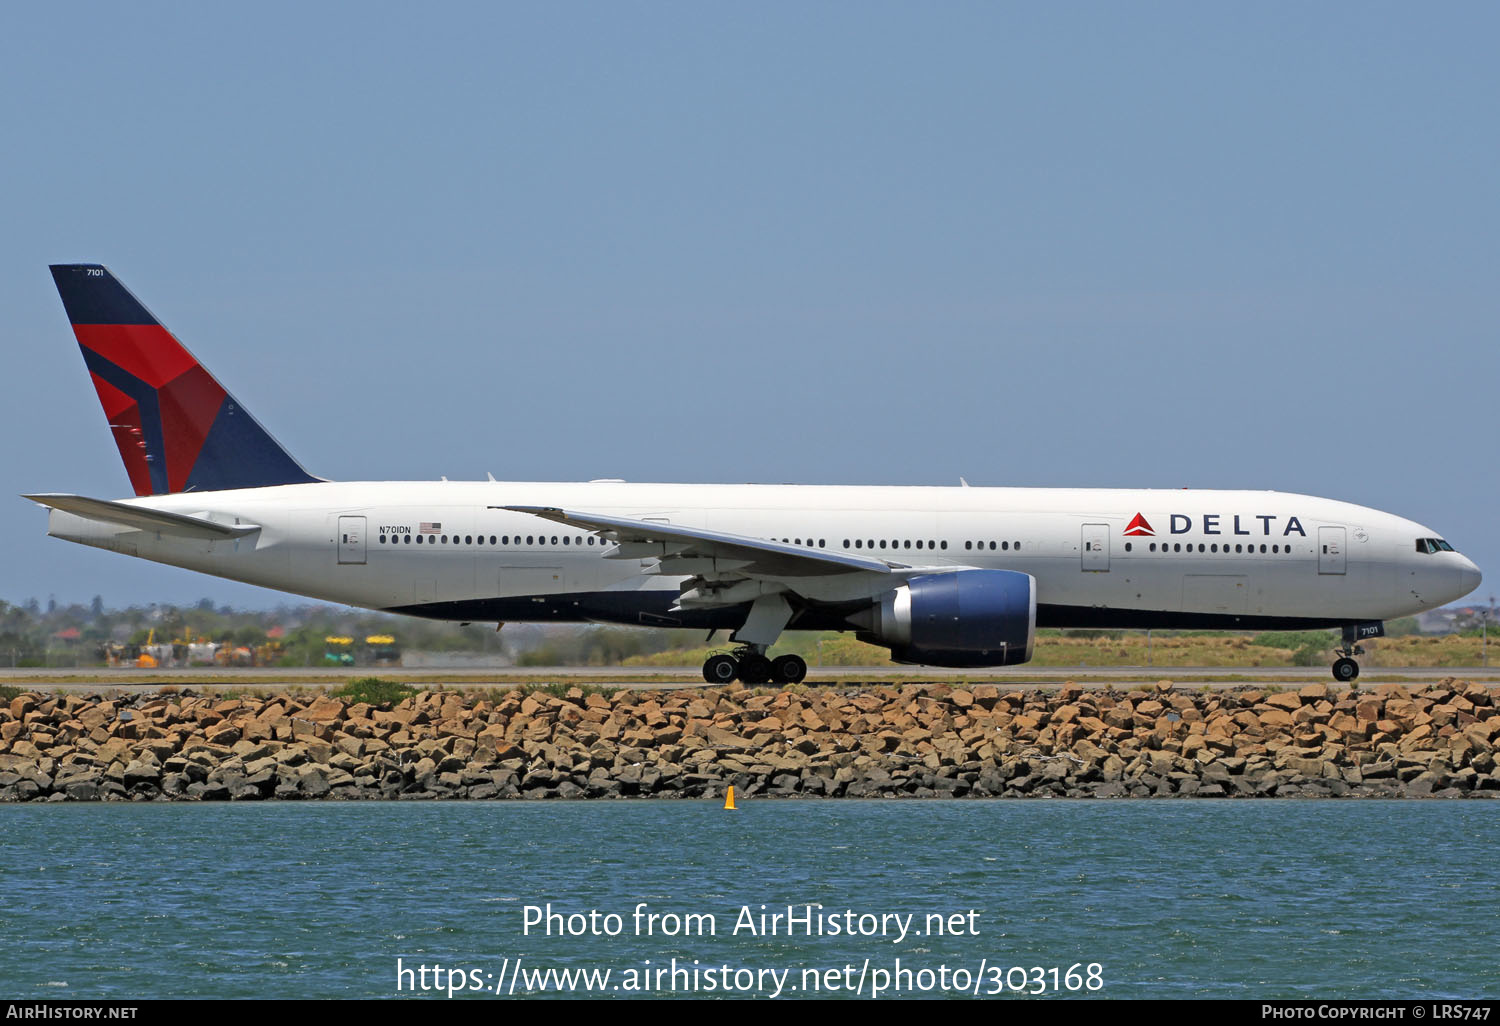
[1124,513,1155,537]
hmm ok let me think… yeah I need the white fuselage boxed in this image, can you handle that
[44,480,1481,633]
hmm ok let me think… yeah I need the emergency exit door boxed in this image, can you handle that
[338,516,367,565]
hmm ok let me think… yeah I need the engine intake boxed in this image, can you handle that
[852,569,1036,668]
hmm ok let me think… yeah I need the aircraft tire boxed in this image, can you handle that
[738,653,773,685]
[703,654,739,684]
[1331,657,1360,682]
[771,654,807,685]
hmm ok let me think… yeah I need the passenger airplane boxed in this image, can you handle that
[27,265,1482,684]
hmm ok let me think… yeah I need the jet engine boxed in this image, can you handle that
[850,569,1036,667]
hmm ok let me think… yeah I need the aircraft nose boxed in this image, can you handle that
[1458,557,1482,598]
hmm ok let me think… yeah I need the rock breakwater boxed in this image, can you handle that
[2,680,1498,801]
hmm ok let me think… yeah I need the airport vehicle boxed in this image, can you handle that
[27,265,1482,684]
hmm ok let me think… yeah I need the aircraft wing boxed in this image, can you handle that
[500,505,938,579]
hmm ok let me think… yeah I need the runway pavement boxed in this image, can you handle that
[2,664,1496,693]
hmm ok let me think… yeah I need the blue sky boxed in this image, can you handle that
[3,3,1495,610]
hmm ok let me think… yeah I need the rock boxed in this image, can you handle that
[205,725,242,747]
[122,758,161,788]
[1259,708,1295,731]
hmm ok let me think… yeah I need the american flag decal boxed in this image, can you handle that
[420,522,442,534]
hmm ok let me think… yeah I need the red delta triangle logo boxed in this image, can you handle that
[1124,513,1155,537]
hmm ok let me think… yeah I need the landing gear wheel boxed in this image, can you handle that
[1332,657,1360,682]
[703,654,739,684]
[771,654,807,685]
[737,653,773,685]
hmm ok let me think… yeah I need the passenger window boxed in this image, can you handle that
[404,535,411,544]
[1125,542,1132,552]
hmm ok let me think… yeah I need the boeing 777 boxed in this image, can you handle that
[26,265,1483,684]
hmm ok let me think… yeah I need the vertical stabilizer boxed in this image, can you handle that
[49,264,319,495]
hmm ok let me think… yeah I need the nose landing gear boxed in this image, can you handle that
[1330,622,1378,682]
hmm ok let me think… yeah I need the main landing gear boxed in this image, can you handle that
[1331,624,1363,682]
[701,648,807,686]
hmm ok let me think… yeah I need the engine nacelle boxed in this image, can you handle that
[851,569,1036,667]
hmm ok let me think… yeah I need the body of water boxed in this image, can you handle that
[1,800,1494,999]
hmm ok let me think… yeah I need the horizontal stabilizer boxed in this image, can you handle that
[22,493,259,540]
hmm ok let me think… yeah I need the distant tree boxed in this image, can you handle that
[90,595,104,618]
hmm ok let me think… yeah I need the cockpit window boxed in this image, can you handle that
[1416,538,1457,554]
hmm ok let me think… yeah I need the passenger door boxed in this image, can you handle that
[337,516,366,565]
[1081,523,1110,572]
[1318,526,1346,575]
